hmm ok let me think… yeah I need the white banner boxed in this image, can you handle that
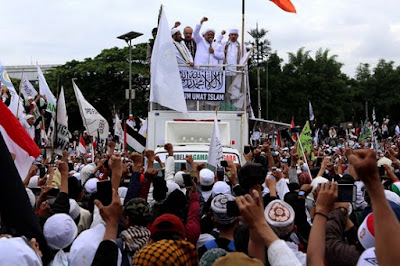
[73,80,109,139]
[207,116,223,168]
[37,66,56,113]
[114,114,123,142]
[149,7,188,113]
[0,62,24,117]
[21,73,38,99]
[55,87,69,155]
[180,68,225,101]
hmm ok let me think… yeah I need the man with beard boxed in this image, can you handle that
[171,28,194,66]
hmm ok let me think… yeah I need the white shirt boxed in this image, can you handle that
[21,118,35,139]
[396,125,400,136]
[217,35,241,76]
[172,40,193,64]
[193,24,224,66]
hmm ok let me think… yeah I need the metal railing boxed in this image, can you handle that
[151,64,248,112]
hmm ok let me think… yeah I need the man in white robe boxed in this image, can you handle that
[217,29,241,77]
[193,17,224,66]
[171,28,194,66]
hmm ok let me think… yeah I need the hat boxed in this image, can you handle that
[174,171,185,187]
[44,213,78,250]
[69,199,80,220]
[213,252,263,266]
[28,175,39,188]
[358,213,375,249]
[200,248,228,266]
[25,114,34,120]
[211,194,237,225]
[171,28,180,36]
[124,198,152,224]
[118,187,128,199]
[150,214,185,238]
[356,247,377,266]
[0,237,42,266]
[212,181,231,198]
[27,96,34,100]
[229,29,239,35]
[200,169,215,187]
[202,28,215,35]
[264,200,295,237]
[133,239,198,266]
[84,178,98,194]
[26,188,36,208]
[377,157,392,168]
[166,182,180,197]
[238,163,265,190]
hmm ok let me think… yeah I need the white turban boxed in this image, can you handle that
[229,29,239,34]
[171,28,180,36]
[202,28,215,35]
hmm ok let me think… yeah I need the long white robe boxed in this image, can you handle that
[172,40,194,65]
[217,34,241,76]
[193,24,224,66]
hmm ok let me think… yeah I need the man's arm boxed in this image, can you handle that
[349,149,400,266]
[193,17,207,44]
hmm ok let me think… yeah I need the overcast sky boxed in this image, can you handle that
[2,0,400,77]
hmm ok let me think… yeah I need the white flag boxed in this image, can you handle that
[37,66,56,113]
[72,80,109,139]
[372,107,376,122]
[309,101,315,121]
[208,116,223,168]
[21,73,38,100]
[0,62,25,117]
[139,118,148,137]
[114,114,124,142]
[149,7,187,113]
[55,87,69,155]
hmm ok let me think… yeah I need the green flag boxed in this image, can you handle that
[297,121,315,160]
[359,119,372,142]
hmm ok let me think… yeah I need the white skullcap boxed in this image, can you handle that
[25,114,34,120]
[73,173,81,180]
[229,29,239,34]
[118,187,128,199]
[212,181,232,198]
[84,178,98,194]
[166,182,180,197]
[69,199,81,220]
[27,96,34,100]
[200,169,215,186]
[28,175,39,188]
[69,223,122,266]
[26,188,36,208]
[0,237,42,266]
[174,171,185,187]
[265,200,295,237]
[171,28,180,36]
[44,213,78,250]
[202,28,215,35]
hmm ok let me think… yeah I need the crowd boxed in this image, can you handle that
[3,117,400,266]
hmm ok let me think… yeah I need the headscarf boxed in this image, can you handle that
[132,239,198,265]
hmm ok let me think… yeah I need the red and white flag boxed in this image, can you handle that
[78,135,86,155]
[0,101,41,180]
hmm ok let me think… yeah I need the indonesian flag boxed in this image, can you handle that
[0,101,41,180]
[291,118,297,141]
[270,0,297,13]
[40,122,48,146]
[78,135,86,154]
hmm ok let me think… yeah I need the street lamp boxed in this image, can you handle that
[117,31,143,116]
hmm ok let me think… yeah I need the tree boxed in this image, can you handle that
[44,43,149,132]
[247,23,271,66]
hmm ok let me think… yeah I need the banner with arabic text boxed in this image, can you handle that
[180,67,225,101]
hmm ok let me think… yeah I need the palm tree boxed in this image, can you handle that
[247,23,271,66]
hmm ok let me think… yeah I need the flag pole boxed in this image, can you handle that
[241,0,245,55]
[16,70,24,118]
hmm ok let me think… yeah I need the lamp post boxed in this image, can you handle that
[117,31,143,116]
